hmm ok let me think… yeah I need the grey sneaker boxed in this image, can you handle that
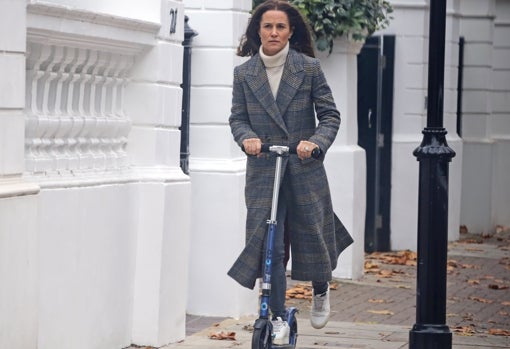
[271,317,290,345]
[310,286,330,329]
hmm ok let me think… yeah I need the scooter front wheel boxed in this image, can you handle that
[287,307,299,346]
[251,318,272,349]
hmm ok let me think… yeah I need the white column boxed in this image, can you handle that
[318,38,366,280]
[444,0,463,242]
[0,1,39,349]
[127,0,193,345]
[383,2,428,251]
[184,0,259,318]
[458,0,497,233]
[0,0,26,175]
[490,0,510,228]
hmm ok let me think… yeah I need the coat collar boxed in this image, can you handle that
[245,49,306,134]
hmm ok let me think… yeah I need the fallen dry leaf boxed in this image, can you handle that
[366,250,417,266]
[467,279,480,285]
[367,309,394,315]
[488,284,509,290]
[461,238,484,244]
[368,298,390,304]
[462,313,475,321]
[469,296,493,304]
[501,301,510,306]
[452,326,475,336]
[365,261,380,270]
[447,259,458,269]
[460,263,481,269]
[208,331,236,340]
[377,269,394,278]
[488,328,510,336]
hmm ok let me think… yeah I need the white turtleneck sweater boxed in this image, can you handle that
[259,42,290,99]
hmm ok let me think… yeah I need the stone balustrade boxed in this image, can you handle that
[25,43,134,173]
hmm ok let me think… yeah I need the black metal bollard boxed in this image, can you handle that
[409,0,455,348]
[180,16,198,175]
[410,129,455,349]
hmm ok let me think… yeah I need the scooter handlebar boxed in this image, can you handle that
[242,143,322,159]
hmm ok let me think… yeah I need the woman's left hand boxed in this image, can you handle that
[297,140,319,160]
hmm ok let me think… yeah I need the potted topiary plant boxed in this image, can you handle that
[252,0,393,54]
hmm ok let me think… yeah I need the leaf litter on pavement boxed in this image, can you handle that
[286,282,338,301]
[361,226,510,337]
[208,331,236,340]
[450,225,510,337]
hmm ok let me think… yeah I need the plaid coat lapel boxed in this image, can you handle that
[245,56,288,135]
[276,50,305,119]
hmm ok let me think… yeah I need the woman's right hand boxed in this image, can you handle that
[242,138,262,156]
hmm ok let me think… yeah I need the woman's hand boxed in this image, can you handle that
[297,140,319,160]
[242,138,262,156]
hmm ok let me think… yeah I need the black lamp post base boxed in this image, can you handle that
[409,324,452,349]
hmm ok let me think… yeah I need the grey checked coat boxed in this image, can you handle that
[228,48,354,289]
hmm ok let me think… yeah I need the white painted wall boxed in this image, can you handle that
[1,0,192,348]
[458,0,496,235]
[0,191,39,349]
[458,0,510,233]
[377,0,464,250]
[380,1,429,250]
[491,0,510,228]
[37,185,136,349]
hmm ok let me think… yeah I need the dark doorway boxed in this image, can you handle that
[357,35,395,252]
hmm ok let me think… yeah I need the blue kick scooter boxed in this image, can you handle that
[249,144,321,349]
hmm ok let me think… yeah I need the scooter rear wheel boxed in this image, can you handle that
[251,319,272,349]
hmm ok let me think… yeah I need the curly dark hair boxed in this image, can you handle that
[237,0,315,58]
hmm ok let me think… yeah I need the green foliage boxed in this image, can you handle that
[251,0,393,53]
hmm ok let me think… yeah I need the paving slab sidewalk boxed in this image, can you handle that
[158,229,510,349]
[162,316,508,349]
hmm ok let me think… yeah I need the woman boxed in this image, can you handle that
[227,0,353,337]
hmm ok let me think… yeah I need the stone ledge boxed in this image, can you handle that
[0,178,40,198]
[27,2,159,54]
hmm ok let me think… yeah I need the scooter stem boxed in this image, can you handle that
[268,145,288,222]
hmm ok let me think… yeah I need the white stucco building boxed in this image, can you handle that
[0,0,508,348]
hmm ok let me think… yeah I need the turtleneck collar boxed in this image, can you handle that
[259,41,290,68]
